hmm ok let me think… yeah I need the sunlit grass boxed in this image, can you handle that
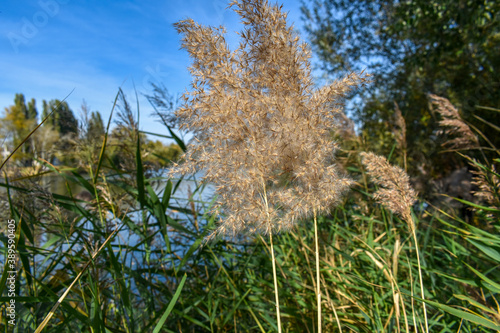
[0,5,499,333]
[1,100,498,331]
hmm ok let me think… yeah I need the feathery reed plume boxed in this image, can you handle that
[393,102,406,150]
[171,0,368,239]
[429,94,478,149]
[360,151,428,333]
[171,0,369,330]
[393,101,407,170]
[471,162,500,209]
[360,152,416,224]
[334,110,356,140]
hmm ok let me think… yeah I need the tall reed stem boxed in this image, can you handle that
[269,231,282,332]
[314,210,322,333]
[411,223,428,333]
[261,179,282,332]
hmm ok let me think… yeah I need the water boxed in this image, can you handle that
[1,169,216,280]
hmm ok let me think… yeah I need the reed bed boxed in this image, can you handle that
[0,92,498,332]
[0,1,499,332]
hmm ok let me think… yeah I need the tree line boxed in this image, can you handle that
[0,93,181,172]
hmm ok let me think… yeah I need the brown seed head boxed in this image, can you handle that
[393,101,406,150]
[471,162,500,208]
[170,0,369,241]
[360,152,417,226]
[429,94,478,149]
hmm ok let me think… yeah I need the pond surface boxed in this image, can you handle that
[1,169,217,271]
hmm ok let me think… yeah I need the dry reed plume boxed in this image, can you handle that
[393,102,407,151]
[360,152,416,225]
[360,151,428,333]
[170,1,369,331]
[471,162,500,209]
[393,101,407,170]
[171,0,369,240]
[429,94,478,149]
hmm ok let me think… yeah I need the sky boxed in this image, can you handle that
[1,0,309,143]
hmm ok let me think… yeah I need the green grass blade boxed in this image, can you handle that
[152,273,187,333]
[93,89,120,184]
[148,98,187,152]
[466,238,500,262]
[454,294,499,315]
[106,243,133,320]
[138,130,173,140]
[464,263,500,293]
[222,288,252,326]
[34,227,119,333]
[136,130,145,210]
[146,184,171,251]
[422,297,500,331]
[447,196,500,212]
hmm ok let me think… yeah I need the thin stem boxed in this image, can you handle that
[314,210,322,333]
[412,227,428,333]
[261,178,282,332]
[269,231,282,332]
[407,213,428,333]
[407,256,418,332]
[322,283,343,333]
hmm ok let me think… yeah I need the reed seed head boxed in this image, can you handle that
[393,101,406,150]
[471,162,499,208]
[360,152,417,225]
[170,0,369,241]
[429,94,478,149]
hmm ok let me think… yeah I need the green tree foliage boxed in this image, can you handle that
[14,93,38,121]
[73,101,106,171]
[88,111,104,139]
[0,94,38,165]
[42,99,79,136]
[1,92,179,171]
[79,101,105,142]
[38,99,79,165]
[144,140,182,167]
[302,0,500,186]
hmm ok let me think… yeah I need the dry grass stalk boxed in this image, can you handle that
[429,94,479,149]
[313,210,322,332]
[170,0,369,330]
[360,152,428,333]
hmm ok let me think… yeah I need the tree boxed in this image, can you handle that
[42,99,79,137]
[38,99,79,165]
[0,94,38,165]
[79,101,104,142]
[12,93,38,122]
[73,101,106,170]
[31,124,60,168]
[88,111,104,139]
[302,0,500,188]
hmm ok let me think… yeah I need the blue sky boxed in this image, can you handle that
[1,0,308,143]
